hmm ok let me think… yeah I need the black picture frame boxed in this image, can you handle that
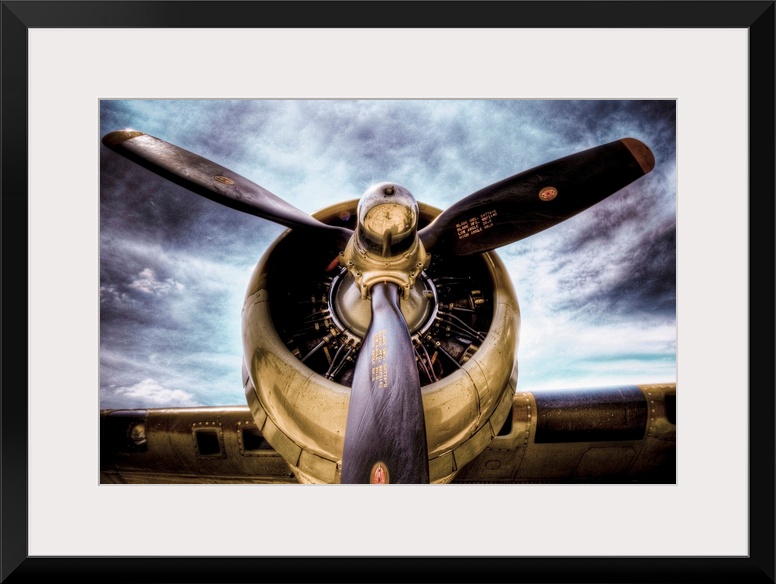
[2,2,773,582]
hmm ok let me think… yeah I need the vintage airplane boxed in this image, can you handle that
[100,130,676,484]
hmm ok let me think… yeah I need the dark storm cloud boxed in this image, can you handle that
[553,220,676,320]
[605,223,677,316]
[527,101,677,153]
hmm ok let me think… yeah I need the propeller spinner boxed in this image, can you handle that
[101,130,655,484]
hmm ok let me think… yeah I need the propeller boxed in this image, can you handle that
[339,281,429,484]
[418,138,655,256]
[102,129,655,484]
[101,130,352,247]
[336,183,430,483]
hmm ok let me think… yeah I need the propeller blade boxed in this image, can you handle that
[418,137,655,256]
[102,130,352,245]
[340,282,429,484]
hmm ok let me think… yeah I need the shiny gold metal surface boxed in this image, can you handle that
[341,184,430,300]
[340,233,430,300]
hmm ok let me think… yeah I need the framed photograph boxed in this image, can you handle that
[98,97,678,489]
[4,1,773,582]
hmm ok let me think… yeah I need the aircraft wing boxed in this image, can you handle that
[452,383,675,484]
[100,383,675,484]
[100,405,296,484]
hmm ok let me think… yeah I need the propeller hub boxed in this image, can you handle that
[356,183,419,254]
[341,183,430,299]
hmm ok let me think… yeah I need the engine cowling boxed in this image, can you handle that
[242,200,520,483]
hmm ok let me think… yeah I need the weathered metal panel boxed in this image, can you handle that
[455,384,675,483]
[533,385,647,443]
[297,449,338,484]
[101,407,296,483]
[428,451,455,482]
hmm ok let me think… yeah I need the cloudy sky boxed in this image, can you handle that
[99,99,676,410]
